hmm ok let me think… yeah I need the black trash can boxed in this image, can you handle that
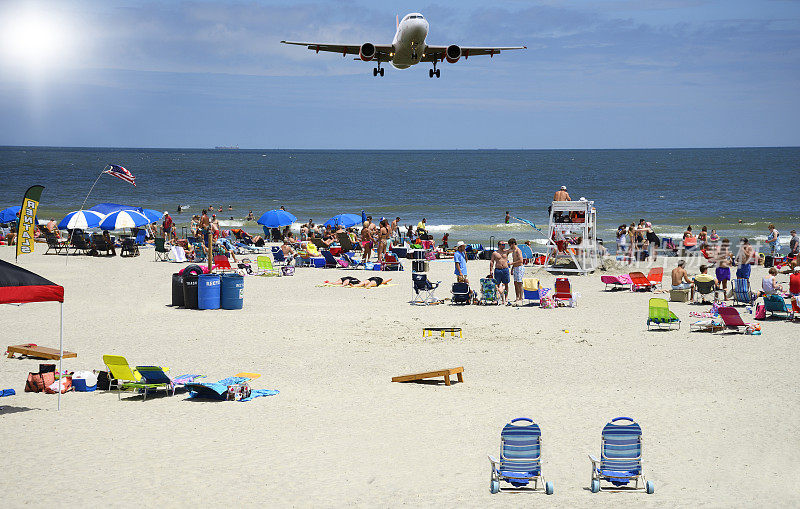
[172,273,185,307]
[183,274,199,309]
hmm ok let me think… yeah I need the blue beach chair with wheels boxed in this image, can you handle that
[488,418,554,495]
[588,416,654,494]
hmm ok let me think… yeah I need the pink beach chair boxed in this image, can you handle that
[600,275,631,291]
[717,306,754,334]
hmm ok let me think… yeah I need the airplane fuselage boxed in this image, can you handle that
[391,14,429,69]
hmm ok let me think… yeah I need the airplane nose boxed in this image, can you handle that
[408,20,427,39]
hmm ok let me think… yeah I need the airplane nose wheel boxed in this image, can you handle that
[373,66,384,77]
[429,68,440,78]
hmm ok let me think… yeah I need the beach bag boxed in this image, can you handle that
[754,304,766,320]
[96,371,111,390]
[25,371,55,393]
[281,266,294,276]
[764,256,773,268]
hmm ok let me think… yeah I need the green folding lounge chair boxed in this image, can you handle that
[256,255,280,276]
[103,355,162,401]
[646,298,680,330]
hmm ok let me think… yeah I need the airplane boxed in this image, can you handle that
[280,12,526,78]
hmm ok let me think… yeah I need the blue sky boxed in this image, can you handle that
[0,0,798,149]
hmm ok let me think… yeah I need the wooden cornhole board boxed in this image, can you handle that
[6,344,77,360]
[392,367,464,386]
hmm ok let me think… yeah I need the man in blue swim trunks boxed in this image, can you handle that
[488,241,510,304]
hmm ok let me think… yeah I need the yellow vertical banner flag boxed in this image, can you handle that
[16,185,45,260]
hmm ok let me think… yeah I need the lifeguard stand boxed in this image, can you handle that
[544,200,598,274]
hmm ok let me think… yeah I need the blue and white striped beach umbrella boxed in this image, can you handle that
[58,210,105,230]
[99,210,150,230]
[137,208,162,222]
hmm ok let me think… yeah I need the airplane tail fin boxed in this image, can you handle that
[396,14,399,29]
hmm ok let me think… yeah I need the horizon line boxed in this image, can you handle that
[1,144,799,151]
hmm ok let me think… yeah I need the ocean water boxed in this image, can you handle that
[1,146,798,246]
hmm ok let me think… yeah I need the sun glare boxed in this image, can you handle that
[0,6,73,71]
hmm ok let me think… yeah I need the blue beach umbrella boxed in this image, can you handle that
[58,210,105,230]
[0,206,21,223]
[257,210,297,228]
[137,208,162,222]
[324,213,362,228]
[99,210,150,230]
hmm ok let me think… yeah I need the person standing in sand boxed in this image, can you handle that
[715,239,733,299]
[508,238,524,302]
[199,209,211,243]
[454,241,468,283]
[377,219,390,261]
[766,224,780,255]
[735,238,755,280]
[361,223,374,263]
[488,240,510,304]
[391,217,401,242]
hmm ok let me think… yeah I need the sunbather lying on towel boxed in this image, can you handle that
[326,276,362,286]
[355,276,392,288]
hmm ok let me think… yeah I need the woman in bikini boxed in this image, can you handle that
[354,277,392,288]
[326,276,361,286]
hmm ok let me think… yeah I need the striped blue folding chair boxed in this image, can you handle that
[488,418,554,495]
[588,416,654,494]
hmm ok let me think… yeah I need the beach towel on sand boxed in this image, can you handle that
[186,376,278,402]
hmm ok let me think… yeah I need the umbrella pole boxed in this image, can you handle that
[58,301,63,411]
[67,169,105,265]
[207,230,212,271]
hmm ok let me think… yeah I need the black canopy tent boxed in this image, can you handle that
[0,259,65,409]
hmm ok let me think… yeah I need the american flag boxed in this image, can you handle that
[103,164,136,186]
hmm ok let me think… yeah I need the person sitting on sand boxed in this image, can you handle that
[281,240,297,265]
[102,230,116,256]
[46,217,61,238]
[671,260,693,294]
[693,264,718,299]
[762,267,783,295]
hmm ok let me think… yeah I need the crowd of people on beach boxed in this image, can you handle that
[668,230,800,301]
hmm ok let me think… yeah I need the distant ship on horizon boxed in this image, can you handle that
[214,145,239,150]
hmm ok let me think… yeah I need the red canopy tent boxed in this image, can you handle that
[0,259,65,409]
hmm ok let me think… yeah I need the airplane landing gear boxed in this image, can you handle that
[373,63,384,77]
[429,63,440,78]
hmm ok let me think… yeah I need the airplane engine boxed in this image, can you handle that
[446,44,461,63]
[359,43,376,62]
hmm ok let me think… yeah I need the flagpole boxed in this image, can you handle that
[66,168,106,264]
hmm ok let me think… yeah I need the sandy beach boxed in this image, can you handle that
[0,246,798,507]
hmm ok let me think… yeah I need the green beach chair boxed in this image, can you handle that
[103,355,163,401]
[646,298,680,330]
[256,255,280,276]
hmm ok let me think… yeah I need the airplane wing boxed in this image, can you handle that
[421,45,526,62]
[281,41,394,61]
